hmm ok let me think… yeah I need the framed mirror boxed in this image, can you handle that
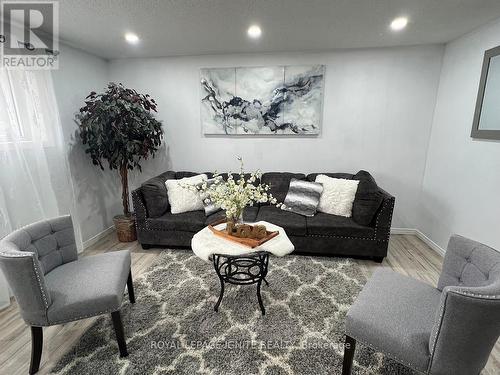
[471,45,500,140]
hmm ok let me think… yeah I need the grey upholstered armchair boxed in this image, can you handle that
[342,234,500,375]
[0,215,135,374]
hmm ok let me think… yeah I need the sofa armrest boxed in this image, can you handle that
[132,188,148,227]
[373,187,395,242]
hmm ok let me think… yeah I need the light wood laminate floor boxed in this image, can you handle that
[0,234,498,374]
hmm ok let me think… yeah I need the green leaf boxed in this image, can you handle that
[75,83,165,210]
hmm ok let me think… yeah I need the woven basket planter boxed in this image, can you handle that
[113,214,137,242]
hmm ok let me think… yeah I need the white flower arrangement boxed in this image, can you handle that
[197,157,283,222]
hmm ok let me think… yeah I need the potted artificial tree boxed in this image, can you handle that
[76,82,163,242]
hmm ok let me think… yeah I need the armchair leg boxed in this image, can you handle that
[342,335,356,375]
[29,326,43,374]
[127,270,135,304]
[111,311,129,357]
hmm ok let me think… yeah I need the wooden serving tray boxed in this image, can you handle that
[208,220,279,248]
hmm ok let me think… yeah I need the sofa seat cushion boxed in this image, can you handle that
[45,250,131,324]
[306,213,374,238]
[205,206,260,225]
[147,211,206,232]
[205,210,226,225]
[346,269,441,372]
[255,206,306,236]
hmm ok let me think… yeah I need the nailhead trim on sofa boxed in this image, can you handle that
[135,194,395,242]
[132,180,396,258]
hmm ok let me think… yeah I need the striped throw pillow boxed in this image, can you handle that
[282,178,323,217]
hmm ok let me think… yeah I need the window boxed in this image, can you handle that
[0,69,56,145]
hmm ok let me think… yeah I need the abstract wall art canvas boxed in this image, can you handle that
[200,65,325,135]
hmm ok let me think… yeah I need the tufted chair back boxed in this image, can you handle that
[428,235,500,375]
[0,215,77,325]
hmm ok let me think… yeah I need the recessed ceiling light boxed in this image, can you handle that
[247,25,262,39]
[390,17,408,31]
[124,32,140,44]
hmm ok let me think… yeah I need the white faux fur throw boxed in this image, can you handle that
[192,221,295,261]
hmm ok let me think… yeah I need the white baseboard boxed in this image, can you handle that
[390,227,446,256]
[414,229,446,256]
[82,225,115,250]
[390,228,416,235]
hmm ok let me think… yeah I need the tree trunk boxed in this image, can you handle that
[120,163,130,216]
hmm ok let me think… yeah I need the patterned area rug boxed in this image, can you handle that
[51,250,413,375]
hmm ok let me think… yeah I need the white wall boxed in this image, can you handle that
[419,19,500,251]
[109,45,444,228]
[47,24,500,254]
[51,45,121,248]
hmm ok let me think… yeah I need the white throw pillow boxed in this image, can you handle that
[315,175,359,217]
[165,174,207,214]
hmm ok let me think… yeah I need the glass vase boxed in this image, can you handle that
[226,210,244,234]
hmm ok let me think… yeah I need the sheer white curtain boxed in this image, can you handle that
[0,69,80,309]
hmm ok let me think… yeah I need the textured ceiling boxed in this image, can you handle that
[45,0,500,59]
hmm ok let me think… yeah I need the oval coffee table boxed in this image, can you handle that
[192,221,294,315]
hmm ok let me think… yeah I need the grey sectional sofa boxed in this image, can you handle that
[132,170,395,262]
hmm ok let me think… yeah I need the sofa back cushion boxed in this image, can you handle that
[261,172,306,204]
[352,170,384,225]
[236,173,259,185]
[175,171,199,180]
[306,173,353,182]
[211,173,257,184]
[141,171,176,218]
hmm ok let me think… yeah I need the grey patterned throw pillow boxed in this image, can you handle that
[282,178,323,217]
